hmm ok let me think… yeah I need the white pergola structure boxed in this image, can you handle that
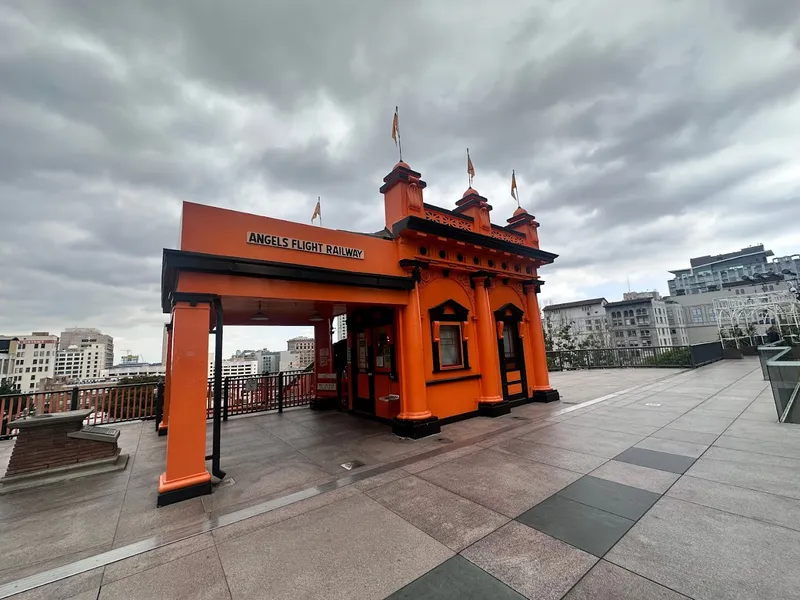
[715,292,800,348]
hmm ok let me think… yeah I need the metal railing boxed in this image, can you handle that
[546,343,724,371]
[1,370,318,440]
[1,382,161,439]
[207,370,316,419]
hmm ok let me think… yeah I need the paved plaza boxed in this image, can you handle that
[1,358,799,599]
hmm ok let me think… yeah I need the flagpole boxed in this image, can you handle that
[318,197,322,227]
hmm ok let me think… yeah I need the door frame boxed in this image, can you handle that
[494,303,528,401]
[347,307,395,414]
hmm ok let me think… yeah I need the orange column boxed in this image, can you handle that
[398,283,432,421]
[158,324,172,435]
[311,319,337,410]
[525,281,560,402]
[472,275,504,405]
[158,300,212,506]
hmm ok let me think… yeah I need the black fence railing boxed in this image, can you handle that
[547,343,724,371]
[212,370,315,419]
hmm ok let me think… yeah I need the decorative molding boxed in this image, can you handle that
[491,228,525,244]
[424,209,472,231]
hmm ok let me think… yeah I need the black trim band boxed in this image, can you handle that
[426,374,481,386]
[170,292,219,309]
[392,216,558,263]
[162,249,415,313]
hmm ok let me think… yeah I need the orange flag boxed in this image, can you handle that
[467,149,475,185]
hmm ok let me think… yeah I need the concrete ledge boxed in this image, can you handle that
[0,452,129,494]
[8,409,93,429]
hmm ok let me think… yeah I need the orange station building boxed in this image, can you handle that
[157,161,559,505]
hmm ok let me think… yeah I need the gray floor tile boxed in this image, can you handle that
[614,447,696,475]
[366,475,509,551]
[561,414,661,436]
[386,555,525,599]
[99,547,231,600]
[563,560,690,600]
[635,436,709,458]
[103,533,215,585]
[10,569,103,600]
[402,445,481,474]
[685,456,800,499]
[668,413,735,434]
[667,475,800,532]
[492,438,608,474]
[216,493,452,600]
[522,423,645,459]
[714,433,800,460]
[462,521,598,600]
[517,494,634,557]
[607,496,800,600]
[590,461,679,494]
[556,476,661,520]
[650,428,719,445]
[417,449,580,517]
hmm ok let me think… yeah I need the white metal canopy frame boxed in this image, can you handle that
[715,291,800,348]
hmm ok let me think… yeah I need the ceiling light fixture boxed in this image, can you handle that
[309,313,324,322]
[250,301,269,322]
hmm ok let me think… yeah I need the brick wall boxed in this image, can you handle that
[5,420,118,477]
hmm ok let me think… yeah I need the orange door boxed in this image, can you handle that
[352,329,374,413]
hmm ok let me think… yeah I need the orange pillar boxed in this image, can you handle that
[158,324,172,435]
[525,280,560,402]
[393,282,440,438]
[157,300,213,506]
[472,275,509,416]
[311,319,337,410]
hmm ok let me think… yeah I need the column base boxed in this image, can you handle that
[392,416,440,439]
[478,401,512,417]
[157,427,168,437]
[157,480,212,507]
[310,396,339,411]
[533,389,560,403]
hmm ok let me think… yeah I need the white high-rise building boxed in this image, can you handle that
[8,333,59,392]
[54,343,108,381]
[334,316,347,343]
[59,328,114,370]
[207,354,259,379]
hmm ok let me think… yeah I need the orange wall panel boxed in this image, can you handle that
[179,202,404,277]
[426,379,481,419]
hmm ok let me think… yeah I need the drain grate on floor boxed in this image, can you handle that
[340,460,365,471]
[434,437,454,444]
[511,416,530,421]
[221,477,236,487]
[644,403,662,407]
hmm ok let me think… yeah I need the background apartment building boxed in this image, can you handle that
[542,298,609,348]
[606,292,676,348]
[7,333,59,392]
[286,336,314,369]
[207,353,259,379]
[54,342,107,381]
[667,245,799,296]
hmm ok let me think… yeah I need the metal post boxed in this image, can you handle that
[155,382,164,432]
[278,372,284,413]
[211,299,226,480]
[223,377,229,422]
[70,387,79,411]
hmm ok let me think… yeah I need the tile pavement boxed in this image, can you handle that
[4,358,800,599]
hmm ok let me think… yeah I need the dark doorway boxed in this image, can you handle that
[495,304,528,401]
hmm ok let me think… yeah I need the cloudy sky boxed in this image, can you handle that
[1,1,798,362]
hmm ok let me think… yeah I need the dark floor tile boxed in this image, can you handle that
[557,476,661,521]
[386,555,525,600]
[517,495,634,557]
[614,447,696,475]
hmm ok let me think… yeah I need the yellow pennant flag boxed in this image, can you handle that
[511,170,519,205]
[311,198,321,223]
